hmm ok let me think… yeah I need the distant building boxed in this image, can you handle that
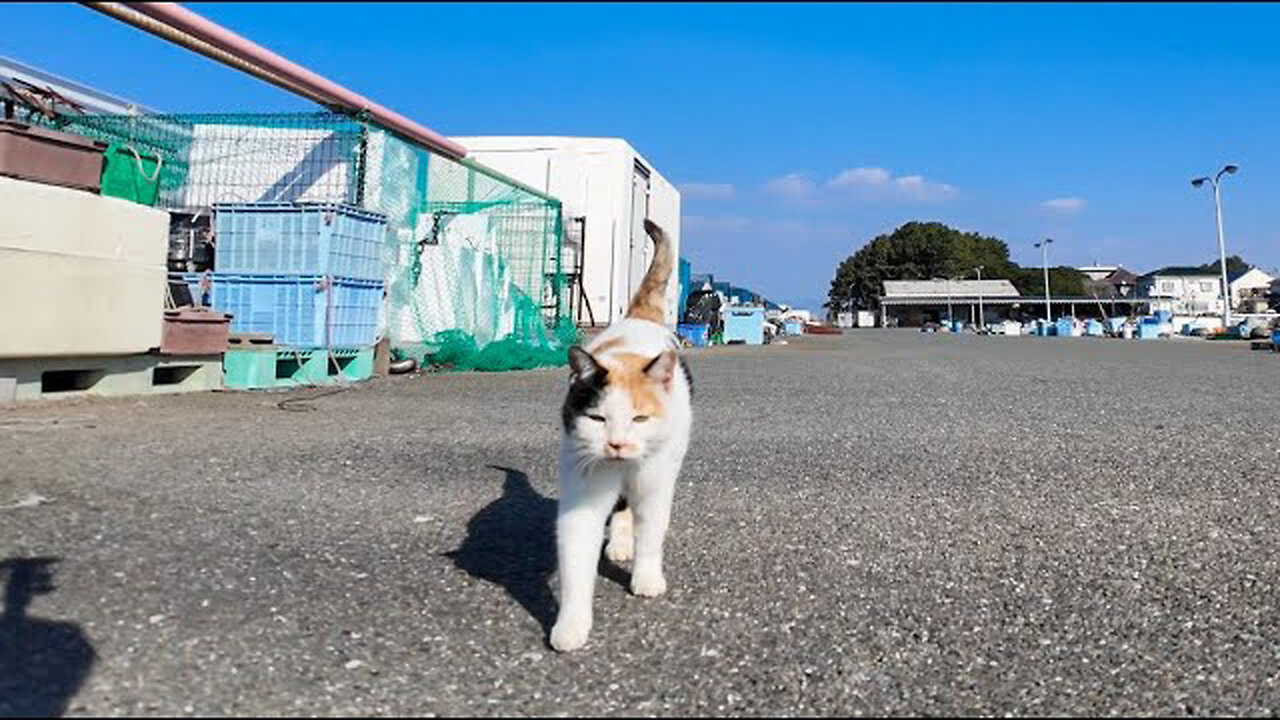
[1136,267,1224,316]
[880,278,1020,327]
[1227,267,1275,312]
[1083,267,1138,299]
[1077,264,1120,282]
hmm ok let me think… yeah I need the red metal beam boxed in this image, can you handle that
[116,2,467,159]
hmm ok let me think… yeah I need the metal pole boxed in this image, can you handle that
[1213,178,1232,328]
[978,270,985,329]
[1041,242,1052,322]
[947,279,953,324]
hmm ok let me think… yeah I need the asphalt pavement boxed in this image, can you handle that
[2,331,1278,716]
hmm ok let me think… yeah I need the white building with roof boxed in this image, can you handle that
[448,136,682,328]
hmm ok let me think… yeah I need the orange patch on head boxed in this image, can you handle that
[601,352,670,417]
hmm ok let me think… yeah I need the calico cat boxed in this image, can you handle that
[550,219,693,653]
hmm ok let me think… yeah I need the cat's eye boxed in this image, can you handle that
[633,415,650,423]
[587,414,606,423]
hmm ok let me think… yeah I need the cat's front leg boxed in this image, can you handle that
[628,456,681,598]
[550,466,621,652]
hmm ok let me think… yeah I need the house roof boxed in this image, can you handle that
[1227,266,1274,284]
[1105,268,1138,284]
[1138,266,1220,280]
[882,278,1020,298]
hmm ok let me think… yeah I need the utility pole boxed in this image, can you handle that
[1034,239,1054,323]
[1191,165,1239,330]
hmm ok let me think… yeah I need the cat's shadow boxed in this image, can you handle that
[444,465,628,640]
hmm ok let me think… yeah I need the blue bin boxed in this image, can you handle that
[213,202,388,281]
[784,319,805,336]
[723,307,765,345]
[951,320,964,333]
[1055,317,1075,337]
[207,273,383,348]
[1086,319,1104,337]
[1137,318,1162,339]
[677,323,709,348]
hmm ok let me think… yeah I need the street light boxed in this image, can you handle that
[973,265,985,331]
[1033,239,1054,323]
[1191,164,1239,330]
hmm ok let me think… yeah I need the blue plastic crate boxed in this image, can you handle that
[677,323,709,348]
[723,306,765,345]
[213,202,388,281]
[208,273,383,348]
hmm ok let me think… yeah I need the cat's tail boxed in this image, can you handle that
[625,219,674,324]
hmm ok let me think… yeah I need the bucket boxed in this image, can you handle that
[101,143,163,206]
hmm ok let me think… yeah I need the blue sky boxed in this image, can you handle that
[7,3,1280,309]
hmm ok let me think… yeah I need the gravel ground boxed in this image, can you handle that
[2,330,1278,717]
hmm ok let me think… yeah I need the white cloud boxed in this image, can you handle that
[828,167,891,187]
[678,182,736,199]
[1040,197,1086,215]
[825,167,957,202]
[762,173,818,202]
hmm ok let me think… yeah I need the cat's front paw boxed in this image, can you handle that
[549,616,592,652]
[630,570,667,598]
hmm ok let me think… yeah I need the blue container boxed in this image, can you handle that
[207,273,383,348]
[951,320,964,333]
[1272,329,1280,350]
[784,319,805,336]
[1055,317,1075,337]
[676,323,709,348]
[1154,309,1174,324]
[1137,317,1162,340]
[678,258,692,320]
[723,306,765,345]
[213,202,388,281]
[1086,319,1104,337]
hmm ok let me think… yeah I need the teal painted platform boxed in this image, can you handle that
[223,346,374,390]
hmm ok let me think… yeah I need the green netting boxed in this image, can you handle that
[21,109,577,371]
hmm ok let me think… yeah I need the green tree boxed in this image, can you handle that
[826,221,1080,311]
[1192,255,1251,276]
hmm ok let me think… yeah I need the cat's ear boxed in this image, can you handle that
[568,346,602,382]
[643,350,678,387]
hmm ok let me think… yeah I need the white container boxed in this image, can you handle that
[450,136,682,327]
[0,176,168,358]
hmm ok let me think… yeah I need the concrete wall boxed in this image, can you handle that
[0,177,169,358]
[451,137,682,327]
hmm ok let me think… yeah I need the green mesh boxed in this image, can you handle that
[21,109,577,371]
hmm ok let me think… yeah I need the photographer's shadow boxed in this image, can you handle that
[445,466,626,639]
[0,556,96,718]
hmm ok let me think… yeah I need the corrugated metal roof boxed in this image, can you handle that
[0,55,156,115]
[882,279,1020,298]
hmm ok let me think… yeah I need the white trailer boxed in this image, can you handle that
[449,136,682,328]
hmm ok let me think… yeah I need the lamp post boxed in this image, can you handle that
[974,265,985,331]
[1034,239,1054,323]
[1191,164,1239,330]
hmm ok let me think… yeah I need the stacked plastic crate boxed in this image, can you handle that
[199,202,387,349]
